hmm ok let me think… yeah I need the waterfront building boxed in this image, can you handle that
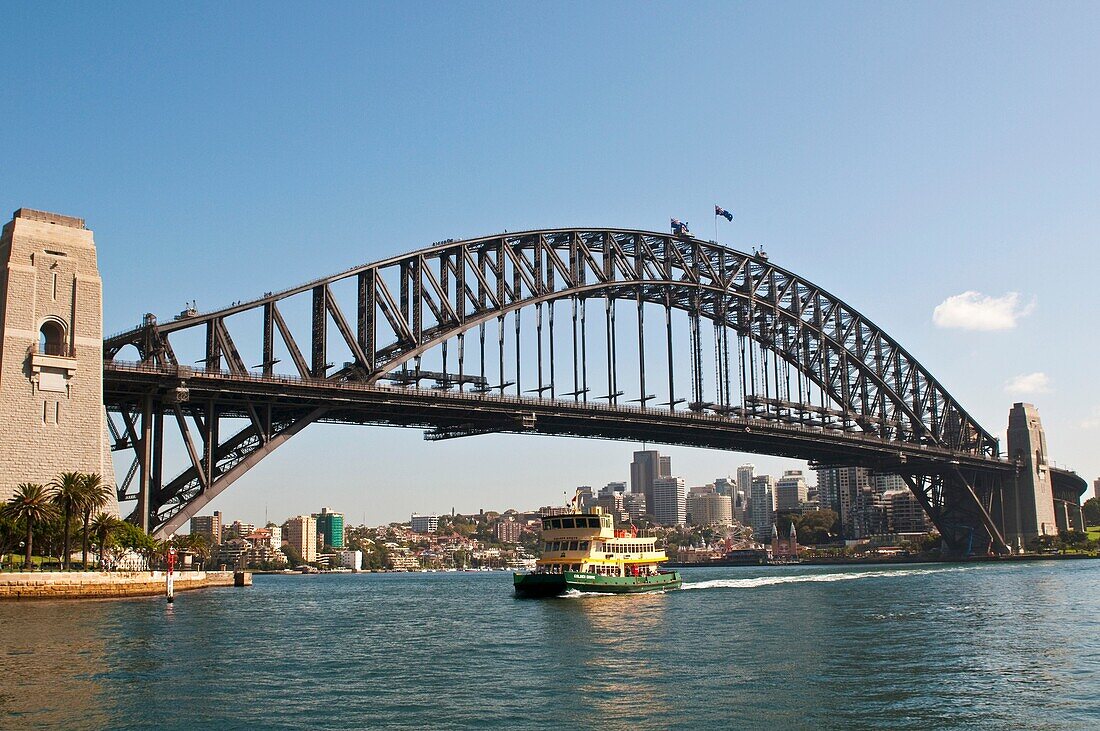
[493,517,523,544]
[749,476,775,543]
[624,492,647,522]
[652,476,687,526]
[771,522,799,560]
[386,550,421,571]
[191,511,223,545]
[411,514,439,534]
[631,450,671,518]
[225,520,255,540]
[337,549,363,571]
[314,507,345,548]
[283,515,318,563]
[775,470,809,512]
[885,489,933,534]
[816,466,875,539]
[213,538,251,568]
[688,491,734,527]
[873,473,907,495]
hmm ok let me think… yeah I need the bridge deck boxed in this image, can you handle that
[104,361,1011,475]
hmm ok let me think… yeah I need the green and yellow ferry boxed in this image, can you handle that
[513,507,682,597]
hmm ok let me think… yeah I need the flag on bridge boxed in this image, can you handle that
[671,218,690,236]
[715,205,733,221]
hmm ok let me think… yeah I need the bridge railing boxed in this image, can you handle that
[103,360,1008,466]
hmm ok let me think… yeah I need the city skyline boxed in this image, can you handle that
[4,3,1098,525]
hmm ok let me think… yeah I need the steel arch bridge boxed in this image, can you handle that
[103,228,1031,552]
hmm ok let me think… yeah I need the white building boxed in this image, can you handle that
[775,470,809,512]
[750,475,775,543]
[337,549,363,571]
[652,476,687,526]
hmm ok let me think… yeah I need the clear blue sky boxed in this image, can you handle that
[4,2,1098,524]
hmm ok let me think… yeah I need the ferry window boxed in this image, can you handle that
[579,541,589,550]
[550,519,562,530]
[568,541,579,551]
[587,517,599,528]
[562,518,575,529]
[542,519,551,531]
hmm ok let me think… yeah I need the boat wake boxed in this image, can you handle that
[679,565,972,591]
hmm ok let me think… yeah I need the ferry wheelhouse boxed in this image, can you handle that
[513,508,681,596]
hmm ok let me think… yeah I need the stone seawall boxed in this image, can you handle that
[0,570,251,600]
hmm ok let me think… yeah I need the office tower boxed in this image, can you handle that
[775,470,809,512]
[283,515,318,563]
[314,507,345,549]
[631,451,670,516]
[652,476,687,526]
[749,476,775,543]
[624,492,647,522]
[410,514,439,534]
[688,491,733,526]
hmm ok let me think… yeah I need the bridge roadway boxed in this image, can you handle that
[104,360,1014,478]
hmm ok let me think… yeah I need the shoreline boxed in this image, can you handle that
[0,570,251,601]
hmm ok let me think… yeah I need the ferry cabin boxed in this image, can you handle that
[538,511,666,577]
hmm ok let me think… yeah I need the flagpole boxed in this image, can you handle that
[714,212,719,245]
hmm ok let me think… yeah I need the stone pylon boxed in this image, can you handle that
[1001,402,1057,547]
[0,209,117,511]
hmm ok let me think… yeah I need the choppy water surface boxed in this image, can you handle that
[1,561,1098,730]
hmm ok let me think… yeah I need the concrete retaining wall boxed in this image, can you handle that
[0,570,251,600]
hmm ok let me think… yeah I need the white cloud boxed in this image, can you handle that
[1079,407,1100,430]
[1004,372,1051,395]
[932,291,1035,331]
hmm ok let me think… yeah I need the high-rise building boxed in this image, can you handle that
[737,464,755,521]
[576,485,595,511]
[815,466,875,539]
[714,477,736,497]
[624,492,647,522]
[282,515,318,563]
[873,473,907,495]
[191,511,222,545]
[597,483,628,524]
[411,514,439,534]
[314,507,345,548]
[631,451,671,518]
[225,520,255,540]
[688,491,733,526]
[749,476,775,542]
[493,518,523,544]
[775,470,809,512]
[652,476,687,526]
[885,490,933,534]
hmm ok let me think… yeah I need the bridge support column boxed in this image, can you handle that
[999,403,1059,549]
[0,209,117,511]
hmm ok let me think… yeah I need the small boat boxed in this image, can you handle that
[514,506,681,597]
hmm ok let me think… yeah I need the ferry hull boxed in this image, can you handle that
[514,570,681,597]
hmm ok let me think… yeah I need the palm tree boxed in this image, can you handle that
[2,483,58,570]
[50,471,86,570]
[89,513,121,570]
[79,473,111,570]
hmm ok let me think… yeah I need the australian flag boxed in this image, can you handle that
[715,205,733,221]
[671,218,690,236]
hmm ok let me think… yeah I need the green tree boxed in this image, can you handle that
[281,543,306,567]
[79,473,111,569]
[2,483,58,570]
[1083,497,1100,527]
[90,513,121,569]
[51,471,87,570]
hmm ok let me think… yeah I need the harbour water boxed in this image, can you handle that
[2,560,1098,729]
